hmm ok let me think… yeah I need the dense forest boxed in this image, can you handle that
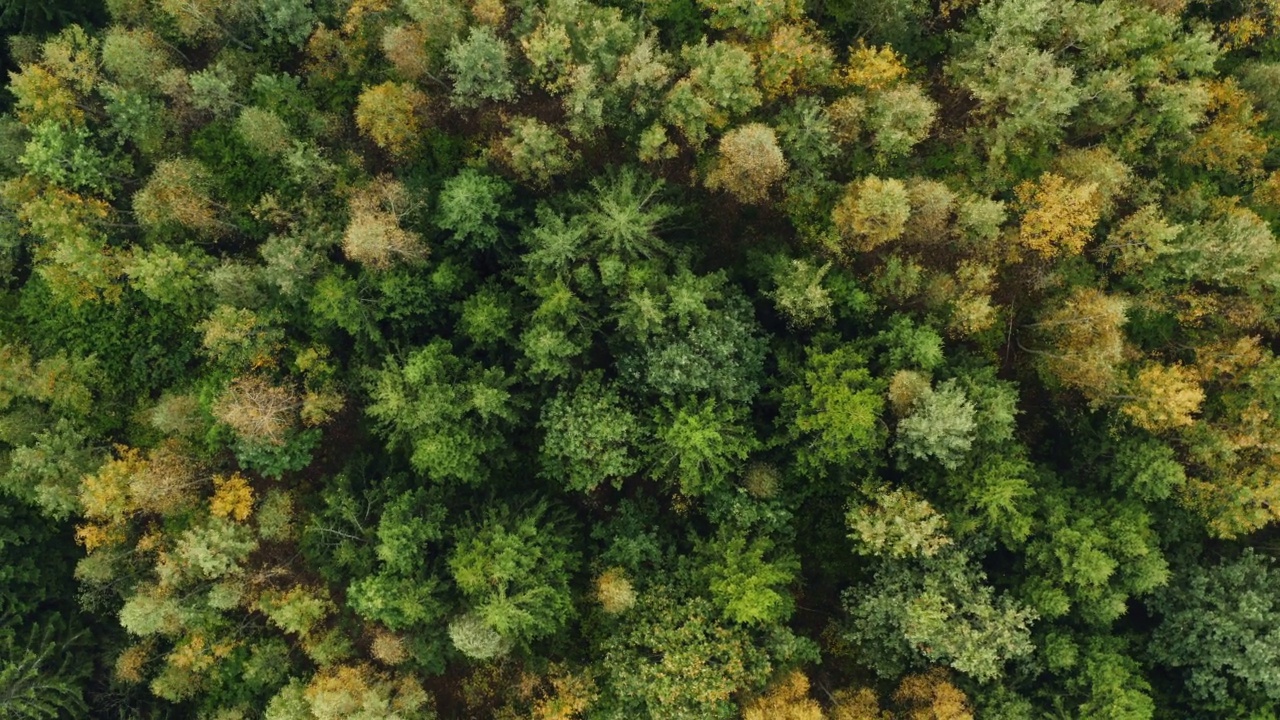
[7,0,1280,717]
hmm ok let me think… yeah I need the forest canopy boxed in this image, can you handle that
[5,0,1280,718]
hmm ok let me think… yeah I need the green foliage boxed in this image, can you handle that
[435,169,511,248]
[539,374,642,493]
[1148,550,1280,712]
[895,379,977,470]
[448,500,578,652]
[616,270,768,403]
[446,27,517,109]
[0,622,88,720]
[698,527,798,625]
[596,587,772,720]
[649,398,758,496]
[0,1,1277,716]
[842,550,1036,681]
[366,340,517,485]
[782,344,885,472]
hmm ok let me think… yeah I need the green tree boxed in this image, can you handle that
[366,340,518,485]
[539,374,642,493]
[648,398,758,497]
[0,622,88,720]
[448,500,579,653]
[697,527,798,625]
[435,169,511,248]
[895,379,977,470]
[1148,549,1280,712]
[842,550,1036,681]
[446,27,517,108]
[781,344,885,472]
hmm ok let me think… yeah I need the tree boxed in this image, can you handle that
[212,375,301,446]
[782,344,885,472]
[742,671,823,720]
[842,550,1036,681]
[500,117,577,187]
[1029,287,1128,402]
[366,340,517,485]
[1184,79,1267,179]
[133,158,221,234]
[1120,363,1204,432]
[756,23,835,100]
[343,177,427,269]
[649,398,758,496]
[616,271,768,403]
[769,258,833,328]
[539,375,642,493]
[697,527,798,625]
[664,40,761,147]
[448,500,579,652]
[895,379,977,470]
[866,84,937,160]
[1148,550,1280,712]
[948,14,1081,163]
[1021,485,1169,625]
[832,175,911,253]
[354,82,429,157]
[446,27,517,108]
[596,587,771,720]
[704,123,788,204]
[697,0,802,38]
[0,623,88,720]
[260,0,316,46]
[303,664,434,720]
[847,487,952,559]
[1014,173,1102,258]
[1169,200,1279,292]
[236,107,292,156]
[595,568,637,614]
[156,0,255,42]
[435,169,511,248]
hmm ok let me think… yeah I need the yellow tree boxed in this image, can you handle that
[1184,79,1267,178]
[832,175,911,253]
[133,158,222,235]
[1120,363,1205,433]
[342,177,428,268]
[842,43,907,90]
[891,668,973,720]
[304,664,433,720]
[1014,173,1102,258]
[755,23,836,100]
[129,441,204,516]
[704,123,788,204]
[8,64,82,126]
[210,472,255,522]
[354,81,429,157]
[742,670,823,720]
[594,568,636,614]
[1029,287,1129,402]
[211,375,301,446]
[831,687,886,720]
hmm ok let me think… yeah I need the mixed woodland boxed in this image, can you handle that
[7,0,1280,717]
